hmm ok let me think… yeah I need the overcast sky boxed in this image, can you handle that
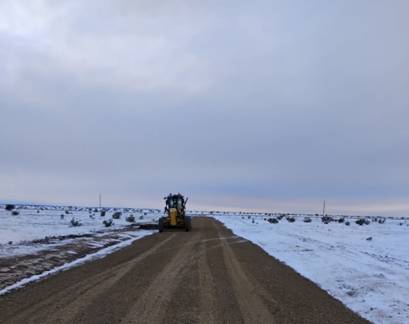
[1,1,409,215]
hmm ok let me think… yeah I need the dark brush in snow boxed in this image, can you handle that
[126,215,135,223]
[356,219,367,226]
[321,216,333,224]
[70,218,82,227]
[112,212,122,219]
[5,204,15,211]
[103,219,114,227]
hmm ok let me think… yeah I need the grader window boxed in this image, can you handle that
[168,199,175,208]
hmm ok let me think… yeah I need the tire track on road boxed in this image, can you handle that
[217,226,276,324]
[4,234,176,324]
[123,232,200,323]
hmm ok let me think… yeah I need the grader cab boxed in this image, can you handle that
[159,193,191,232]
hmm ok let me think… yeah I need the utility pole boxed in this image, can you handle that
[99,194,102,209]
[322,200,326,217]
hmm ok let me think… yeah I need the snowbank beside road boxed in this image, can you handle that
[0,230,154,296]
[213,214,409,324]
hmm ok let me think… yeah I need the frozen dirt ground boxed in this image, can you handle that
[0,217,367,324]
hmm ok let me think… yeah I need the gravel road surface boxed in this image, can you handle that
[0,217,368,324]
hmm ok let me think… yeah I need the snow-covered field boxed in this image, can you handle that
[0,205,160,256]
[213,213,409,324]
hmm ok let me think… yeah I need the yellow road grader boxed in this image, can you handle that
[159,193,191,232]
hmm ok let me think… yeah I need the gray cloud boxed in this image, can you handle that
[1,0,409,215]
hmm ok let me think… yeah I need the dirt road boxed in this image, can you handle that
[0,217,368,324]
